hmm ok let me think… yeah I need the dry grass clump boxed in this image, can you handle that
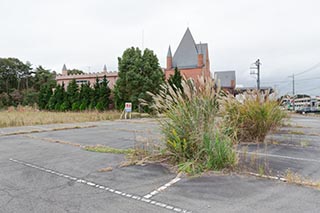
[146,77,237,174]
[285,169,320,189]
[221,90,287,143]
[0,106,121,128]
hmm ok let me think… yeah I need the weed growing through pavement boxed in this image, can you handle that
[84,145,133,154]
[289,131,305,135]
[300,140,310,148]
[144,77,237,175]
[284,169,320,190]
[98,167,113,172]
[220,90,287,143]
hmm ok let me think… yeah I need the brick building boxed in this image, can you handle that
[165,28,211,81]
[56,64,118,89]
[214,71,236,94]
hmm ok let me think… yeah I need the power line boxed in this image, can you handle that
[295,62,320,76]
[299,86,319,93]
[261,76,320,84]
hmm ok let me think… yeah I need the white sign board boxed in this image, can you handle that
[125,102,132,112]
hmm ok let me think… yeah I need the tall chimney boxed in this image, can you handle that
[197,44,203,68]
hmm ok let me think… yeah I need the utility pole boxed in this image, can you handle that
[256,59,261,90]
[289,74,295,111]
[250,59,261,90]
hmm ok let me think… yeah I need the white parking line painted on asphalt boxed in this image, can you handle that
[9,158,191,213]
[144,175,181,199]
[237,151,320,163]
[246,172,287,182]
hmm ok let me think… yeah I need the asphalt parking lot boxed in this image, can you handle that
[0,115,319,213]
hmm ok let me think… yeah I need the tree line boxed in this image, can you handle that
[39,77,111,111]
[0,47,183,112]
[0,58,56,108]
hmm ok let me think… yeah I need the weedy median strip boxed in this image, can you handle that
[0,125,97,137]
[84,145,134,154]
[246,170,320,190]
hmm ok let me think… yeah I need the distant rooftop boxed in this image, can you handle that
[214,71,236,88]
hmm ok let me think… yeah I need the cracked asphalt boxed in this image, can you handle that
[0,115,320,213]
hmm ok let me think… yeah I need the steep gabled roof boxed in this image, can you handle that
[173,28,199,68]
[172,28,208,69]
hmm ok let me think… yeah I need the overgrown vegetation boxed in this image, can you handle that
[84,145,133,154]
[0,106,121,128]
[147,77,237,174]
[144,76,287,175]
[221,90,287,143]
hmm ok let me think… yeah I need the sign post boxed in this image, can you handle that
[124,102,132,119]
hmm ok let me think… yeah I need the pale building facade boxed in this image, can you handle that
[56,64,118,89]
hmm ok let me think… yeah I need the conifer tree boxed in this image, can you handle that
[38,84,53,110]
[79,82,93,110]
[168,67,183,93]
[96,75,111,111]
[63,79,79,111]
[114,47,164,111]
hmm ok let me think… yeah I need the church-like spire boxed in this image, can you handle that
[167,45,172,58]
[62,64,68,75]
[103,64,107,72]
[62,64,67,71]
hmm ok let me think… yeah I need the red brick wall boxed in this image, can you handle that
[165,66,210,82]
[167,57,172,69]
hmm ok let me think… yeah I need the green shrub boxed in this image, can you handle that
[79,102,87,111]
[95,101,105,111]
[147,77,237,174]
[54,103,61,111]
[88,103,95,110]
[72,102,80,111]
[221,90,287,143]
[60,102,68,111]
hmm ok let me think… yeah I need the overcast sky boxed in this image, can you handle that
[1,0,320,96]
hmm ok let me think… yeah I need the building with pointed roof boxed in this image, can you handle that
[62,64,68,75]
[165,28,211,81]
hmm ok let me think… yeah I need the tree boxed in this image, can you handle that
[0,59,58,108]
[97,75,111,111]
[168,67,183,93]
[79,82,93,110]
[48,84,65,111]
[33,66,56,91]
[0,58,32,93]
[114,47,164,111]
[38,84,53,110]
[65,79,79,111]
